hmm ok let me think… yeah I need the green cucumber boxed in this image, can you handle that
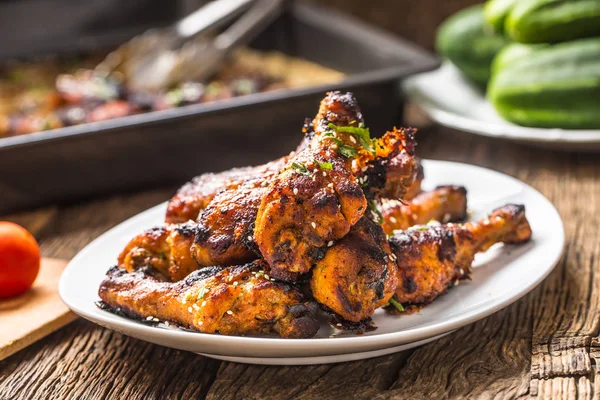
[436,4,509,88]
[488,38,600,129]
[506,0,600,43]
[484,0,520,33]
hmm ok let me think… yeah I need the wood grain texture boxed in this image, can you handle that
[0,258,74,361]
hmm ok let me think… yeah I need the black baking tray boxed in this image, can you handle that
[0,2,439,214]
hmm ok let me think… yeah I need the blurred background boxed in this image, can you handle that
[0,0,475,58]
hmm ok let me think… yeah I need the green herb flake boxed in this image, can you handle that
[314,159,333,170]
[291,162,310,175]
[332,138,358,158]
[389,297,405,312]
[413,225,430,231]
[368,200,383,224]
[328,123,375,155]
[198,287,208,300]
[158,252,167,260]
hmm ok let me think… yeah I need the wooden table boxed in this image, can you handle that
[0,122,597,400]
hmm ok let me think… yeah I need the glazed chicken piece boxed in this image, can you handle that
[165,128,313,223]
[389,204,532,305]
[381,185,468,235]
[255,92,417,281]
[165,160,286,223]
[403,159,424,201]
[311,217,397,322]
[118,222,199,282]
[118,93,417,282]
[99,260,320,338]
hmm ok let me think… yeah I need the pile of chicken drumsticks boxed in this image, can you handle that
[98,92,532,338]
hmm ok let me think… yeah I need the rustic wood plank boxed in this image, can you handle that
[0,320,220,400]
[0,258,75,361]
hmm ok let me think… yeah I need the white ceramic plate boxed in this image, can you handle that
[198,332,453,365]
[403,62,600,150]
[59,160,564,361]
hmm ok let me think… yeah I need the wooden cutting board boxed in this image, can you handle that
[0,257,76,360]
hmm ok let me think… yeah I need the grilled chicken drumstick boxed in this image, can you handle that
[311,217,397,322]
[254,92,416,281]
[389,204,532,305]
[99,260,319,338]
[120,92,417,282]
[381,185,468,235]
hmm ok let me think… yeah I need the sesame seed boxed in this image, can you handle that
[259,270,264,273]
[389,216,397,224]
[271,278,276,281]
[198,321,204,326]
[192,304,200,310]
[293,188,298,195]
[454,280,460,286]
[188,307,193,313]
[146,316,154,321]
[202,301,207,307]
[322,172,327,177]
[328,241,334,247]
[261,181,268,187]
[495,216,503,222]
[459,268,464,276]
[153,317,159,322]
[247,235,253,241]
[327,183,334,188]
[164,321,170,327]
[336,323,342,327]
[362,166,368,172]
[233,281,238,286]
[264,274,270,280]
[349,136,357,144]
[226,310,233,315]
[312,175,316,181]
[311,222,317,229]
[181,298,186,304]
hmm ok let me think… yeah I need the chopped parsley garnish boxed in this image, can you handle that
[291,162,310,175]
[368,200,383,224]
[198,287,208,300]
[158,252,167,260]
[389,297,405,312]
[328,123,375,155]
[333,138,358,158]
[314,159,333,170]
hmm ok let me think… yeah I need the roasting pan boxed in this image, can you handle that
[0,1,439,214]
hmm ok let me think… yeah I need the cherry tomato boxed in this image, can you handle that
[0,222,40,298]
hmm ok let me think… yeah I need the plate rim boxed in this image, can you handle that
[59,160,565,357]
[403,62,600,144]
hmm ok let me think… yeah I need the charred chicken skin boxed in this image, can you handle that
[165,160,286,224]
[311,217,397,322]
[381,185,468,235]
[99,260,319,338]
[255,92,417,281]
[389,204,532,305]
